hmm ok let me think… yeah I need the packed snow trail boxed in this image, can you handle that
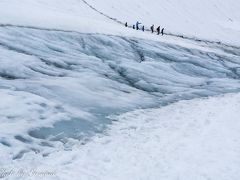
[82,0,240,47]
[0,26,240,162]
[1,0,240,45]
[86,0,240,45]
[82,0,124,25]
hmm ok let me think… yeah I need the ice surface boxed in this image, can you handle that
[0,26,240,164]
[0,0,240,178]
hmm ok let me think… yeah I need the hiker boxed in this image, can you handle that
[156,26,160,35]
[161,28,165,36]
[142,25,145,32]
[125,22,128,27]
[150,25,154,33]
[133,25,136,29]
[136,21,141,30]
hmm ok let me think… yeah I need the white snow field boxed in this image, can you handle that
[0,0,240,179]
[3,93,240,180]
[0,0,240,44]
[87,0,240,45]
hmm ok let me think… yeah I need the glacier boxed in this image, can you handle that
[0,0,240,179]
[0,25,240,161]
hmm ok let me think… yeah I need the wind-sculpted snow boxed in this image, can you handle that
[0,26,240,161]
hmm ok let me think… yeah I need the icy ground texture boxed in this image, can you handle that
[5,93,240,180]
[0,26,240,163]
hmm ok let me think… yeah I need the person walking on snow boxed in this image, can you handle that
[125,22,128,27]
[142,26,145,32]
[150,25,154,33]
[133,25,136,29]
[136,21,141,30]
[156,26,160,35]
[161,28,165,36]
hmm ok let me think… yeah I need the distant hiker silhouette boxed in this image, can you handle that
[156,26,160,35]
[150,25,154,33]
[136,21,141,30]
[133,25,136,29]
[125,22,128,27]
[142,26,145,32]
[161,28,165,36]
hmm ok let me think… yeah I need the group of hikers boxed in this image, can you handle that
[125,21,165,36]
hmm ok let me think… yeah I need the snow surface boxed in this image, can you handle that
[0,0,240,45]
[87,0,240,45]
[0,0,240,179]
[3,93,240,180]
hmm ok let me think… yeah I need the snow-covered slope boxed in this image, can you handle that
[87,0,240,44]
[1,0,240,44]
[5,93,240,180]
[0,1,240,179]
